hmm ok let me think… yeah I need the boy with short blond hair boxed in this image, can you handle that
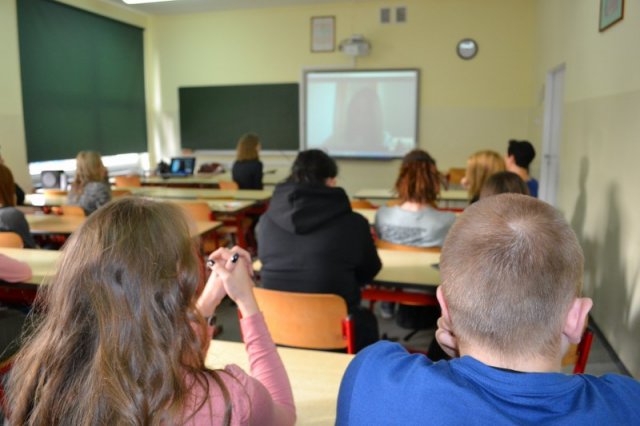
[337,194,640,425]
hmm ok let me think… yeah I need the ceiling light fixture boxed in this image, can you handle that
[123,0,177,4]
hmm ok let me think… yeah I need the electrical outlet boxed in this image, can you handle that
[380,7,391,24]
[396,6,407,23]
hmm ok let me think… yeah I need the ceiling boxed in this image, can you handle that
[100,0,367,16]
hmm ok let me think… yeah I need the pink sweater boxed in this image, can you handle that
[0,253,32,283]
[185,313,296,425]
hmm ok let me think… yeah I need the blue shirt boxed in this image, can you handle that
[527,178,539,197]
[337,341,640,425]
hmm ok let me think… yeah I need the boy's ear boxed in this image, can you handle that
[563,297,593,344]
[436,286,451,323]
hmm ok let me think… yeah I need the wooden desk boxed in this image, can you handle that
[206,340,352,425]
[354,188,468,203]
[0,248,60,285]
[122,187,273,202]
[141,169,287,188]
[354,208,376,225]
[25,213,221,238]
[163,199,256,214]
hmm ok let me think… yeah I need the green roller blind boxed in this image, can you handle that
[17,0,147,162]
[179,83,300,151]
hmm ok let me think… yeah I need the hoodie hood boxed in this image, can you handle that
[265,182,352,234]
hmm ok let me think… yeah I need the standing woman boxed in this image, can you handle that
[461,150,505,204]
[68,151,111,215]
[232,133,263,190]
[0,164,36,248]
[5,198,295,425]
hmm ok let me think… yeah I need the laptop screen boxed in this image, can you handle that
[169,157,196,176]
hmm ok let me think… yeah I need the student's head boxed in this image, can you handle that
[463,150,505,201]
[479,171,529,199]
[506,139,536,171]
[288,149,338,186]
[74,151,106,188]
[438,194,590,361]
[395,149,440,205]
[0,164,16,207]
[7,198,216,423]
[236,133,261,161]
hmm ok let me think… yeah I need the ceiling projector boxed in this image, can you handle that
[339,35,371,57]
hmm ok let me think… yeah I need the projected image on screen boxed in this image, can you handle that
[305,69,419,159]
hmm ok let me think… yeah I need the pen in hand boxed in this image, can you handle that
[206,252,239,269]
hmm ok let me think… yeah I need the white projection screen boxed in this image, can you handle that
[304,69,419,159]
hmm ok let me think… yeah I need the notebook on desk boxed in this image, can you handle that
[163,157,196,177]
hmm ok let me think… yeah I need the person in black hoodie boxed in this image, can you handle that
[256,149,382,352]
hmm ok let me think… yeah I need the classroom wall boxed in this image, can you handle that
[149,0,536,194]
[0,0,150,191]
[532,0,640,377]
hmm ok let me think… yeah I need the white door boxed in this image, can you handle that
[539,64,565,206]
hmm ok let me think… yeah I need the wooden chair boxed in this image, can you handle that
[114,175,141,187]
[0,232,24,248]
[253,287,356,354]
[446,167,467,188]
[563,326,595,374]
[218,180,239,190]
[173,201,225,251]
[375,239,441,253]
[111,189,132,197]
[60,205,85,216]
[42,189,68,196]
[350,199,377,209]
[385,199,402,207]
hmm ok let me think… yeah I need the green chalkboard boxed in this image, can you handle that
[179,83,299,151]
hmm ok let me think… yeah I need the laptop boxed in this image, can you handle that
[165,157,196,177]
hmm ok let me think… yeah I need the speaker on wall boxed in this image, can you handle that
[40,170,67,189]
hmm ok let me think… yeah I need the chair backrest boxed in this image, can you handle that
[175,201,212,222]
[562,326,594,374]
[111,189,132,197]
[0,232,24,248]
[218,180,239,190]
[114,175,141,187]
[447,167,467,186]
[375,239,441,253]
[60,205,86,216]
[253,287,355,353]
[385,199,401,207]
[350,199,377,209]
[42,189,68,196]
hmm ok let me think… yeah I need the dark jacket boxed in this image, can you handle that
[232,160,263,189]
[257,182,381,310]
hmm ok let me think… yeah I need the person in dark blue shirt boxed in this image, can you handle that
[337,194,640,425]
[506,139,538,197]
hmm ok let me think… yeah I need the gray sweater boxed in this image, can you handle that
[374,205,456,248]
[0,207,37,248]
[68,181,112,215]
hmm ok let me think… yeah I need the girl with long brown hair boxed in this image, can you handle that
[5,198,295,425]
[232,134,263,189]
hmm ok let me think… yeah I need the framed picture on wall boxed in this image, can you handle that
[311,16,335,52]
[599,0,624,32]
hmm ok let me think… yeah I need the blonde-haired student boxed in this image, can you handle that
[68,150,111,215]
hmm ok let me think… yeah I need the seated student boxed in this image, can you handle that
[0,164,36,248]
[67,151,111,215]
[257,149,382,351]
[0,153,25,206]
[505,139,538,197]
[5,198,295,425]
[232,133,264,189]
[479,170,529,198]
[0,254,32,361]
[337,194,640,425]
[374,149,455,319]
[461,150,505,204]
